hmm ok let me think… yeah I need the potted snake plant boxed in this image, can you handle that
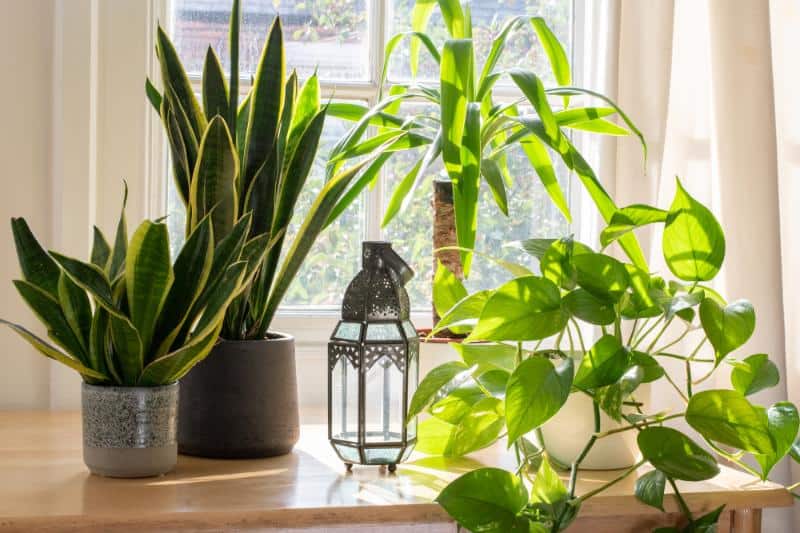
[411,178,799,532]
[147,0,378,457]
[2,190,260,477]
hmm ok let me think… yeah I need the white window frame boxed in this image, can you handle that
[147,0,587,344]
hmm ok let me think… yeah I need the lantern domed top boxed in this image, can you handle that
[341,242,413,322]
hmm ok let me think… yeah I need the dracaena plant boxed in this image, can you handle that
[410,178,800,532]
[147,1,374,339]
[324,0,647,274]
[1,191,270,386]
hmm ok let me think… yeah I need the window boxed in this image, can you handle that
[166,0,574,315]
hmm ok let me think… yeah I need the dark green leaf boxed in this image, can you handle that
[90,227,111,269]
[202,46,229,121]
[11,217,60,297]
[453,102,481,273]
[436,468,528,533]
[155,25,206,139]
[563,288,616,326]
[637,427,719,481]
[109,313,143,385]
[634,470,666,511]
[57,272,91,357]
[481,158,509,215]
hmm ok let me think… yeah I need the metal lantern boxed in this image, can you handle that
[328,241,419,472]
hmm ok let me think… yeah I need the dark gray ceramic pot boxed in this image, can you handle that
[178,333,300,458]
[82,382,178,478]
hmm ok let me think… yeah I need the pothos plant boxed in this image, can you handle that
[410,178,800,532]
[1,191,270,386]
[325,0,647,276]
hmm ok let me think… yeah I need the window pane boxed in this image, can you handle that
[166,112,364,307]
[171,0,369,81]
[388,0,572,84]
[382,107,569,311]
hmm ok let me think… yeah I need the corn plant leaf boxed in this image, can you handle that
[410,0,436,75]
[477,16,523,100]
[126,221,173,355]
[0,319,107,381]
[156,25,206,139]
[202,45,229,121]
[326,152,393,228]
[436,0,467,38]
[530,17,571,87]
[454,102,481,274]
[481,158,508,216]
[663,178,725,282]
[190,116,238,241]
[517,124,571,223]
[90,227,111,269]
[13,279,87,364]
[554,107,615,125]
[382,157,424,226]
[242,17,284,197]
[566,118,629,136]
[325,102,405,128]
[57,272,91,356]
[600,204,668,248]
[510,69,560,144]
[11,217,60,298]
[153,216,213,358]
[441,39,473,189]
[433,259,468,319]
[382,31,440,92]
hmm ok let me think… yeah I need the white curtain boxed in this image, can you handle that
[584,0,796,529]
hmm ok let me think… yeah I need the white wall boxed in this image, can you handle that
[0,1,56,408]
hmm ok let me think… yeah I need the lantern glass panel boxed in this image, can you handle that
[365,355,404,443]
[407,341,419,439]
[334,322,361,341]
[333,443,361,463]
[366,323,402,341]
[331,356,359,442]
[365,448,402,464]
[402,320,417,339]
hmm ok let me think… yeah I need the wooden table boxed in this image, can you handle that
[0,412,792,532]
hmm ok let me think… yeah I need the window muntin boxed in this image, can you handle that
[167,0,574,312]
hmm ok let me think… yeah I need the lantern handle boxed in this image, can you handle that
[381,246,414,286]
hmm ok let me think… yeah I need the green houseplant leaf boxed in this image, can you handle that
[407,361,469,421]
[755,402,799,479]
[436,467,529,533]
[662,179,725,282]
[469,276,568,342]
[685,389,774,455]
[730,354,779,396]
[505,356,573,443]
[637,427,719,481]
[634,469,666,511]
[699,298,755,365]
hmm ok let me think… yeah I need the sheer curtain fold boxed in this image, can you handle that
[593,0,795,530]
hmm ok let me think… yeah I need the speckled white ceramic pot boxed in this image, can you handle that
[81,382,178,478]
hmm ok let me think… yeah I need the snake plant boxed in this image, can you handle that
[146,0,373,339]
[325,0,647,274]
[2,191,272,386]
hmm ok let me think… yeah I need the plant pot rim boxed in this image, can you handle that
[81,382,178,392]
[218,331,294,344]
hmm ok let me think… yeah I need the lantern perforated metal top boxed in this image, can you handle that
[328,242,419,472]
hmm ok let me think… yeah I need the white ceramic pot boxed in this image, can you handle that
[538,356,650,470]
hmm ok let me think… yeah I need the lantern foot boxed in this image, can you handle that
[388,463,397,473]
[345,462,353,472]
